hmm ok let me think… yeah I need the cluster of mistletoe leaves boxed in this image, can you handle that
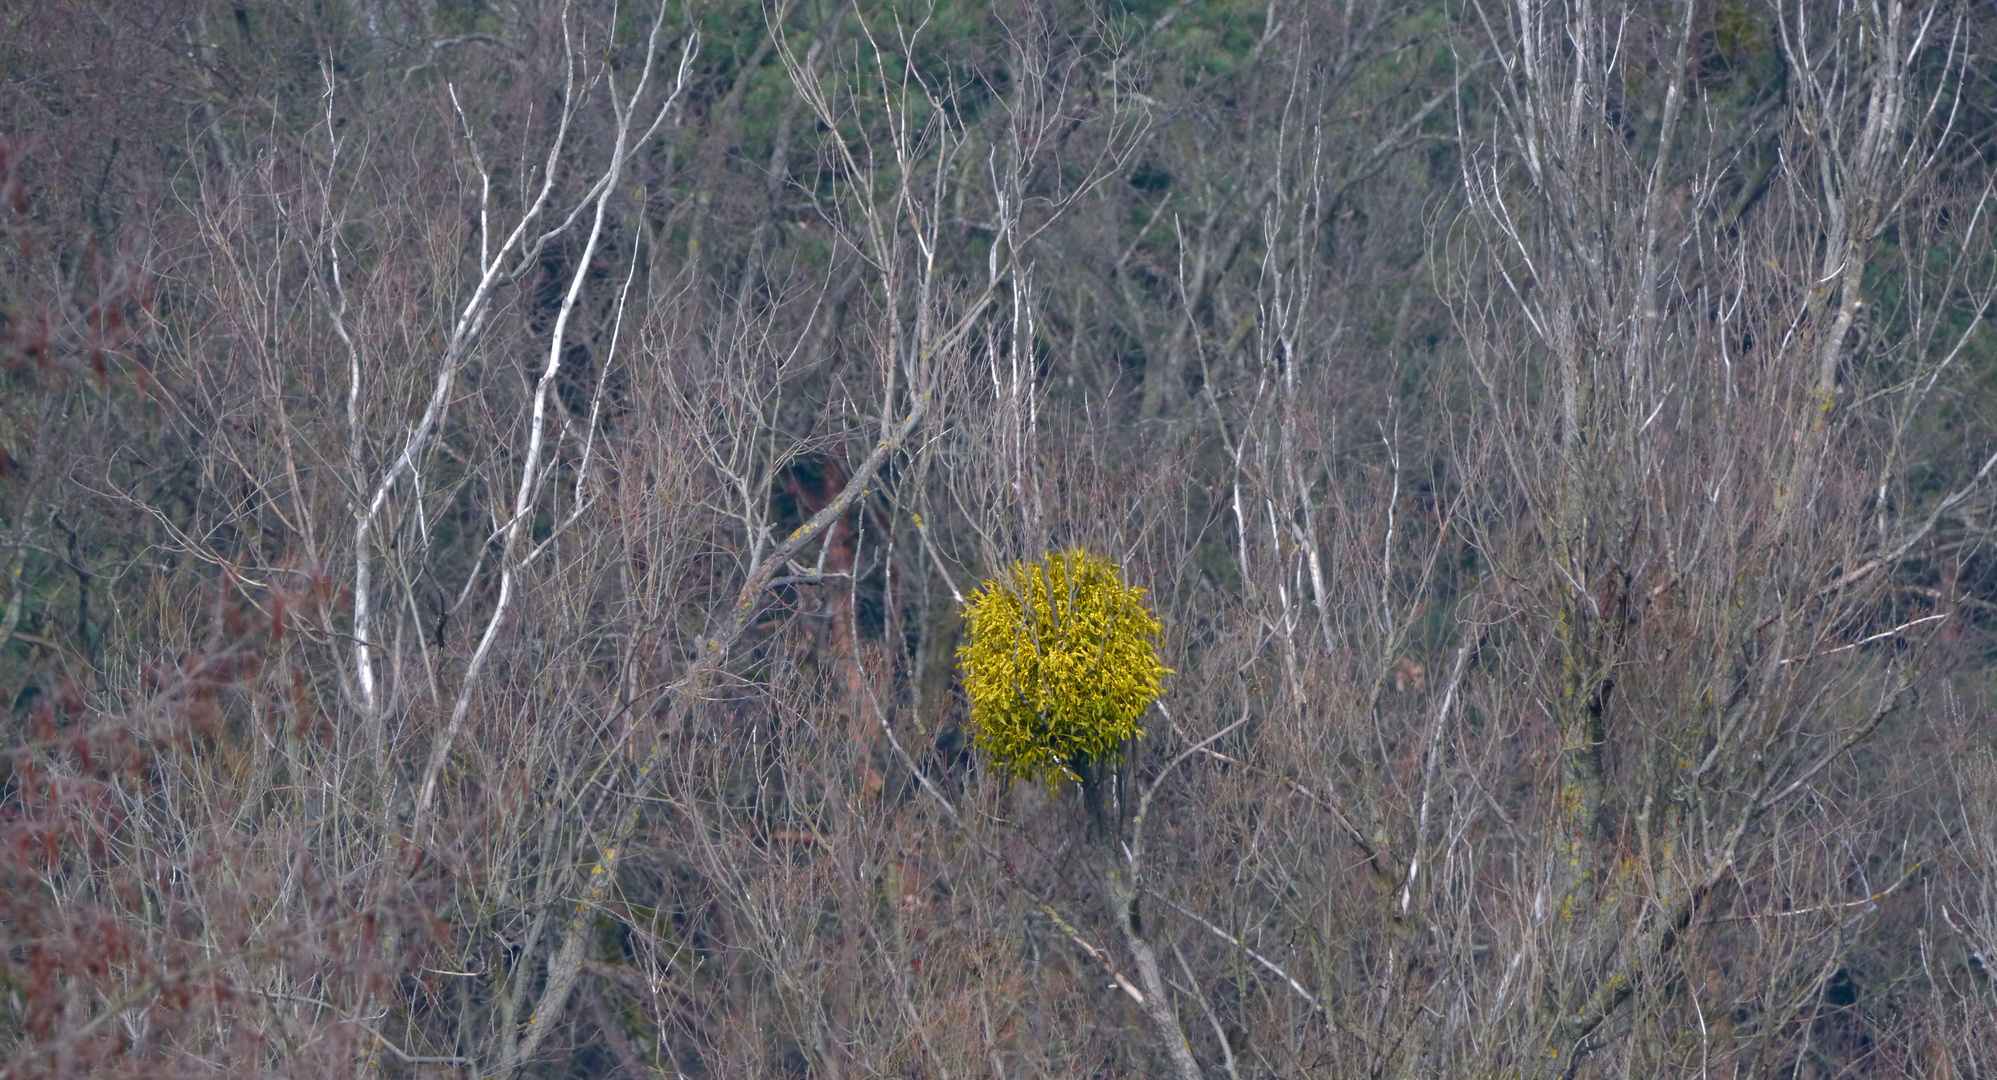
[957,549,1170,785]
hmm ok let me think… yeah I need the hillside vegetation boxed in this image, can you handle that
[4,0,1997,1076]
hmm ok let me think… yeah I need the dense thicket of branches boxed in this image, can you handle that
[5,0,1997,1076]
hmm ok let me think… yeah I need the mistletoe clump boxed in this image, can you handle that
[957,548,1170,785]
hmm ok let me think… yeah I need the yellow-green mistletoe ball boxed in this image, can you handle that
[957,548,1171,785]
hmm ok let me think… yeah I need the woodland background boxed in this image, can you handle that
[4,0,1997,1076]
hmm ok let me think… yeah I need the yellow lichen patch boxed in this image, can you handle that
[957,548,1171,786]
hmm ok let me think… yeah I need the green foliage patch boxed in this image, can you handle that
[957,548,1170,785]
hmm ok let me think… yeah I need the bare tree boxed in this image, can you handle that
[5,0,1996,1077]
